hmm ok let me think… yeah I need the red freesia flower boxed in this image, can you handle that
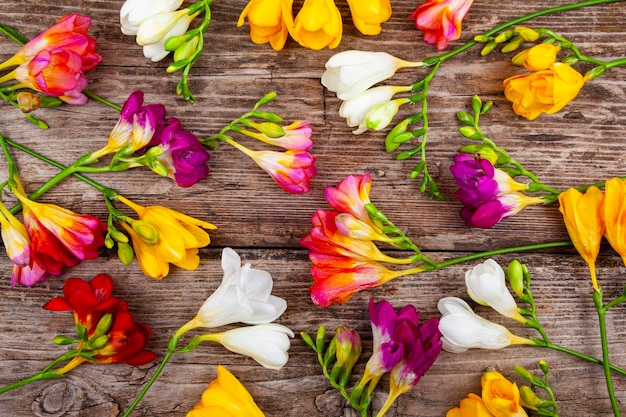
[11,180,107,287]
[43,274,120,333]
[410,0,474,50]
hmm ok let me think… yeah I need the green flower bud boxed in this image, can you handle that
[456,111,475,126]
[458,126,482,140]
[507,259,525,298]
[89,334,109,350]
[385,118,410,152]
[501,36,525,53]
[173,36,199,62]
[519,385,541,410]
[494,30,514,44]
[539,359,549,375]
[474,35,490,43]
[334,326,362,376]
[515,365,546,387]
[105,234,115,249]
[94,313,113,337]
[166,59,189,73]
[475,145,499,165]
[516,27,540,42]
[16,92,40,113]
[585,65,606,80]
[164,35,187,51]
[480,101,493,114]
[131,220,159,245]
[117,242,134,265]
[480,40,498,56]
[561,55,579,66]
[52,335,77,345]
[149,160,170,177]
[471,95,482,117]
[323,337,337,368]
[255,122,285,138]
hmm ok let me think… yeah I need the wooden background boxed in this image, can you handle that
[1,1,626,416]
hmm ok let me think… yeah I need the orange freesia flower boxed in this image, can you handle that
[238,0,293,51]
[117,195,216,279]
[446,393,495,417]
[346,0,392,36]
[511,43,561,71]
[187,365,264,417]
[503,62,587,120]
[603,177,626,266]
[285,0,342,50]
[11,180,106,287]
[558,186,605,290]
[410,0,474,50]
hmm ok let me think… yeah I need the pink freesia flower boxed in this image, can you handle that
[409,0,474,50]
[252,149,317,193]
[91,90,166,160]
[152,117,210,187]
[10,180,106,286]
[0,201,31,268]
[324,172,376,227]
[0,14,101,104]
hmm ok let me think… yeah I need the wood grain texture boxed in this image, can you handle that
[1,1,626,416]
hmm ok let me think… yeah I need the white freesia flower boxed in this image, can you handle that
[465,259,526,323]
[120,0,184,35]
[184,247,287,330]
[207,323,294,370]
[321,50,423,101]
[437,297,532,353]
[135,9,198,62]
[339,86,412,134]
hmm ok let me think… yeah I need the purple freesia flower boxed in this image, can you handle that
[450,152,542,228]
[153,117,210,187]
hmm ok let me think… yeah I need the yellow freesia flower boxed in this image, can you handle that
[346,0,392,36]
[503,62,587,120]
[117,195,216,279]
[286,0,342,50]
[511,43,561,71]
[558,186,604,290]
[446,393,496,417]
[604,177,626,266]
[237,0,293,51]
[481,371,528,417]
[186,365,264,417]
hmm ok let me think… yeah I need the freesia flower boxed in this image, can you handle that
[558,186,604,290]
[481,371,528,417]
[334,326,362,376]
[324,172,377,227]
[446,393,495,417]
[322,50,423,100]
[43,273,120,333]
[151,117,210,187]
[120,0,184,35]
[365,97,411,132]
[437,297,532,353]
[177,247,287,331]
[503,62,587,120]
[307,252,423,306]
[242,120,313,151]
[346,0,392,36]
[380,314,442,417]
[512,43,561,71]
[186,365,265,417]
[465,259,526,323]
[285,0,342,50]
[135,9,200,62]
[0,201,31,268]
[11,180,107,287]
[90,90,166,160]
[228,137,317,193]
[237,0,292,51]
[450,153,544,228]
[0,14,101,104]
[0,13,101,71]
[117,194,216,279]
[201,323,294,370]
[604,177,626,266]
[339,86,412,134]
[410,0,474,50]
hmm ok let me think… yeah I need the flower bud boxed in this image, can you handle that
[94,313,113,337]
[16,92,40,113]
[173,36,199,62]
[480,40,497,56]
[516,26,540,42]
[474,146,499,165]
[501,35,525,53]
[494,30,514,44]
[385,118,411,152]
[117,242,135,265]
[334,326,362,377]
[474,35,490,42]
[456,111,475,126]
[131,220,160,245]
[254,122,286,138]
[519,385,541,410]
[562,55,579,66]
[164,34,187,51]
[458,126,482,140]
[507,259,525,298]
[52,335,77,345]
[89,334,110,350]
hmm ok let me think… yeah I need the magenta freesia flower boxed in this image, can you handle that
[246,148,317,193]
[152,117,210,187]
[10,180,107,287]
[410,0,474,50]
[450,152,543,228]
[0,14,101,104]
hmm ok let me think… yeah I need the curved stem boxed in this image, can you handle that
[83,90,121,111]
[0,371,63,394]
[540,341,626,377]
[427,241,572,270]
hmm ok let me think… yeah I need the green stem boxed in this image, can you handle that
[539,341,626,377]
[593,289,621,416]
[0,371,63,394]
[84,90,121,111]
[427,241,572,270]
